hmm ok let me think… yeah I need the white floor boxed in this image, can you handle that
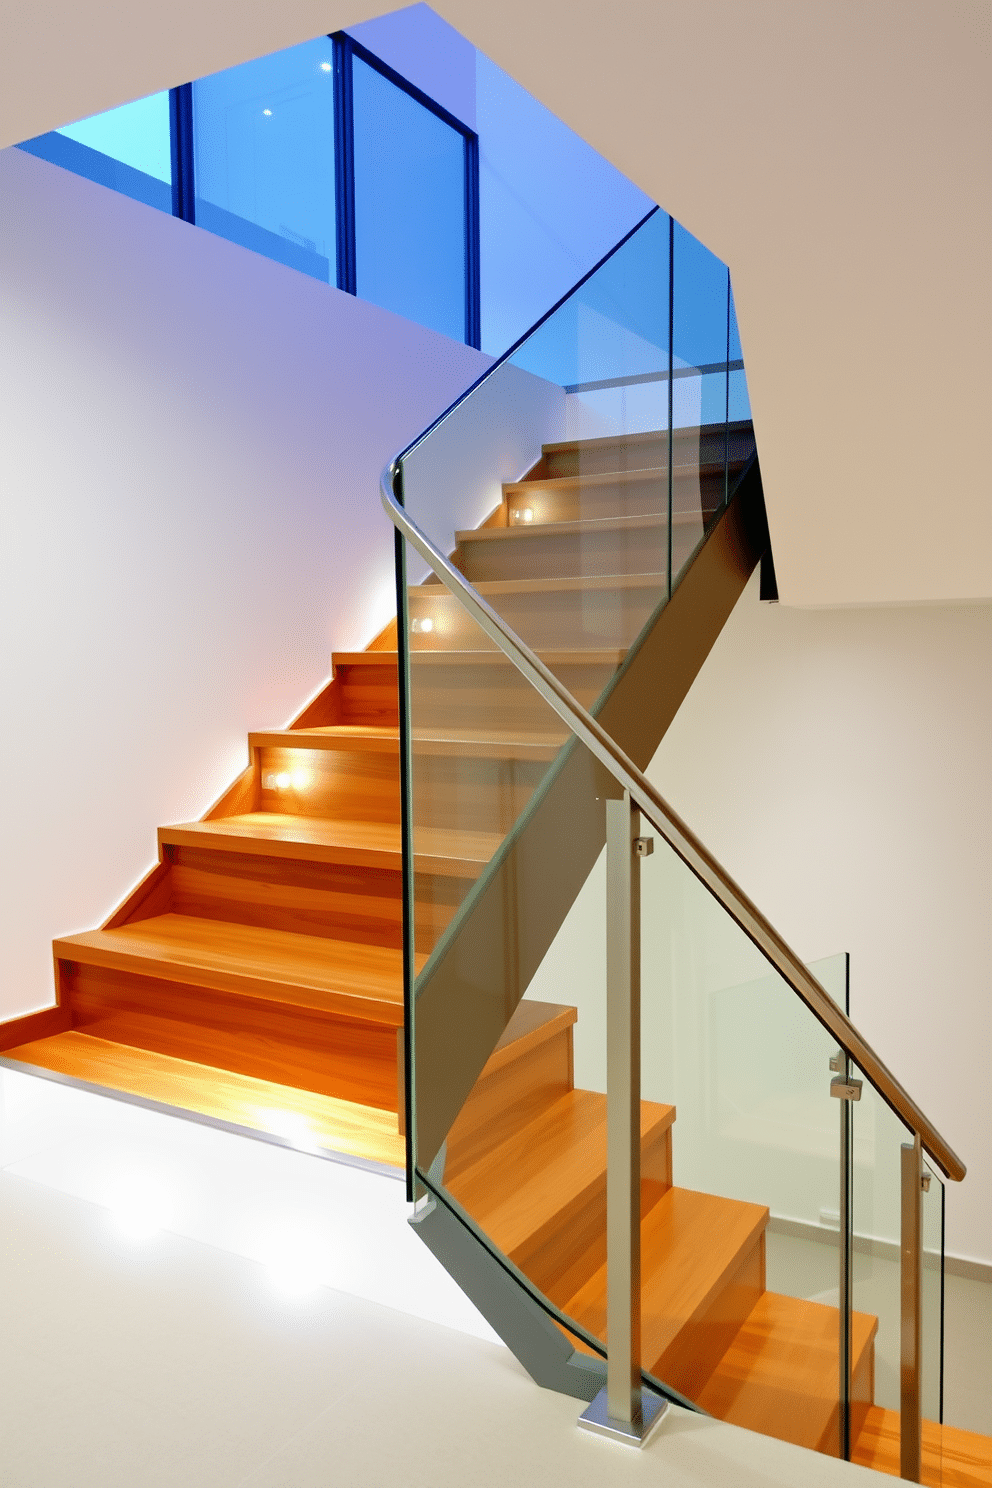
[0,1066,946,1486]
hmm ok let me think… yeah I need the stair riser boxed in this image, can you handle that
[163,847,459,955]
[335,662,399,727]
[445,1023,574,1180]
[258,744,547,837]
[541,425,755,479]
[408,660,617,733]
[521,1123,673,1304]
[60,962,401,1111]
[455,523,703,584]
[650,1233,766,1400]
[503,469,729,526]
[408,585,661,654]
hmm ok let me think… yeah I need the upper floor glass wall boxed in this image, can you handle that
[18,92,172,214]
[193,39,338,285]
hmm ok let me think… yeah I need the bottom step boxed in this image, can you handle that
[0,1031,404,1170]
[853,1406,992,1488]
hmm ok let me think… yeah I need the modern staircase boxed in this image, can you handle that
[2,195,989,1484]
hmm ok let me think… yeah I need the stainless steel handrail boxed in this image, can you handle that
[381,468,966,1184]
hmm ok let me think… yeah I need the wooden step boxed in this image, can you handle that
[695,1290,878,1455]
[453,513,704,584]
[446,1089,674,1304]
[501,465,726,526]
[160,816,501,878]
[853,1406,992,1487]
[407,573,664,654]
[539,421,755,479]
[563,1185,768,1390]
[54,914,414,1108]
[248,724,566,762]
[0,1030,405,1168]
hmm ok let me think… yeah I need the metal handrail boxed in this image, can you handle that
[381,467,965,1183]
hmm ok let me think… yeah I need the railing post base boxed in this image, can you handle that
[578,1386,668,1447]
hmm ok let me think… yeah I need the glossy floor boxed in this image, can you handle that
[0,1066,975,1488]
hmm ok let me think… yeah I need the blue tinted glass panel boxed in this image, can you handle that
[18,92,172,214]
[353,56,466,341]
[728,280,752,422]
[673,221,729,429]
[193,38,336,284]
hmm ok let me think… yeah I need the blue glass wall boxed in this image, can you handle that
[18,92,172,214]
[352,55,468,342]
[193,38,337,284]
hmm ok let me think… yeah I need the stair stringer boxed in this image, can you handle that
[412,460,770,1173]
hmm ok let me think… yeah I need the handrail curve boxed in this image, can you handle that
[381,466,965,1183]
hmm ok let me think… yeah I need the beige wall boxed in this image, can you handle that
[1,1,990,607]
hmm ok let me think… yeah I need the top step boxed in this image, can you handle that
[540,422,755,479]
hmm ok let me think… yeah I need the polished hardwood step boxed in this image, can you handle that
[539,421,755,479]
[447,1089,674,1303]
[696,1290,878,1455]
[407,572,664,653]
[0,1030,405,1168]
[160,815,501,878]
[249,724,565,761]
[563,1184,768,1387]
[501,465,729,526]
[852,1405,992,1487]
[55,914,410,1023]
[453,513,704,584]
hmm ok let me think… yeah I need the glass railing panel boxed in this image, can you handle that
[193,39,337,284]
[728,279,752,425]
[352,55,468,343]
[671,221,732,554]
[18,92,173,214]
[637,823,845,1452]
[400,210,753,711]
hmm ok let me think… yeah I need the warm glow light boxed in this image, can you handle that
[275,771,291,789]
[290,766,311,791]
[411,616,434,635]
[512,508,534,524]
[257,1107,321,1154]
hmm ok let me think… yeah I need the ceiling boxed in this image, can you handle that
[2,0,989,606]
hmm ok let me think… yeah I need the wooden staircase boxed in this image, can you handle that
[2,420,988,1484]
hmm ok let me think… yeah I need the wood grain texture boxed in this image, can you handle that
[695,1290,878,1455]
[447,1090,675,1303]
[2,1031,404,1167]
[61,960,402,1109]
[564,1185,769,1371]
[56,914,410,1023]
[102,859,173,929]
[203,760,259,822]
[0,1004,71,1051]
[853,1406,992,1487]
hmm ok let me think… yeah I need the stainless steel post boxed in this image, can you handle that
[578,793,666,1446]
[901,1134,923,1483]
[838,1052,853,1459]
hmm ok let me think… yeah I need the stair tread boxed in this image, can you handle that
[563,1185,769,1367]
[0,1030,404,1168]
[409,573,664,597]
[695,1289,878,1452]
[249,725,566,761]
[447,1089,674,1261]
[161,815,501,876]
[540,421,753,457]
[55,913,410,1023]
[333,648,625,666]
[456,514,693,543]
[504,465,727,495]
[853,1405,992,1487]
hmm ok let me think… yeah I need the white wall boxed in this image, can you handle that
[0,145,491,1022]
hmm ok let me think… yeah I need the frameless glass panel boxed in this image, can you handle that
[639,833,844,1451]
[922,1168,945,1483]
[671,222,735,540]
[353,56,466,341]
[18,92,172,213]
[728,280,752,424]
[193,38,336,284]
[401,212,679,701]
